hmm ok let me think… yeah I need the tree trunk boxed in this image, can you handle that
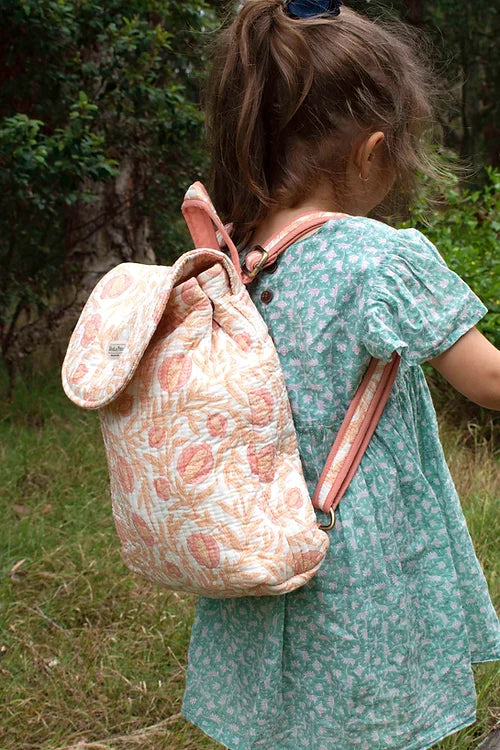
[5,157,155,377]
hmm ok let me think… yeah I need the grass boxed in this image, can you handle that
[0,370,498,750]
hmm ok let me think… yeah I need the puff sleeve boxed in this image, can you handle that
[361,228,488,365]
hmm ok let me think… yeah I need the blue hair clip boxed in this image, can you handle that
[285,0,343,18]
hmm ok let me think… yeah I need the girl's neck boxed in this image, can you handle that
[247,202,345,247]
[247,156,396,248]
[249,192,346,248]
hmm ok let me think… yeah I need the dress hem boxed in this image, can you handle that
[471,649,500,664]
[181,708,478,750]
[420,714,477,750]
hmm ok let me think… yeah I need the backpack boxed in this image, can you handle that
[61,182,399,598]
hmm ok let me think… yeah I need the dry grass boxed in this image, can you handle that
[0,371,498,750]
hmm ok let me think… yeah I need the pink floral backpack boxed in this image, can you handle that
[61,183,399,598]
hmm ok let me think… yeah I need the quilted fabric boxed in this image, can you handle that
[62,247,329,597]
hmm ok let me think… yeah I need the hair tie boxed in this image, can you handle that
[284,0,343,19]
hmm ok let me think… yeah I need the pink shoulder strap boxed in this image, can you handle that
[181,182,346,284]
[242,210,347,281]
[181,181,400,529]
[313,353,400,527]
[181,183,244,279]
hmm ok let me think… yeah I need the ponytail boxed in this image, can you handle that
[205,1,441,247]
[206,0,313,245]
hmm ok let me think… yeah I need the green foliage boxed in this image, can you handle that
[401,168,500,349]
[0,0,216,366]
[0,107,117,330]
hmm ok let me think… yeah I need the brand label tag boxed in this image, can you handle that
[108,342,126,360]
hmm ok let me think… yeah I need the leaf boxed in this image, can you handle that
[7,559,28,581]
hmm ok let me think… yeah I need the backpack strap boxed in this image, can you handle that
[181,183,244,280]
[313,352,400,527]
[181,182,347,284]
[182,181,399,529]
[242,210,347,281]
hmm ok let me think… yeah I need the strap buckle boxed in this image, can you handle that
[318,508,336,531]
[243,245,269,281]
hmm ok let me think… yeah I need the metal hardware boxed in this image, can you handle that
[243,245,269,281]
[318,508,335,531]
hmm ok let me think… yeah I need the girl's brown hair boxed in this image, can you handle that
[204,0,443,247]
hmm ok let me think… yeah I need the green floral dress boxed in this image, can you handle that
[181,217,500,750]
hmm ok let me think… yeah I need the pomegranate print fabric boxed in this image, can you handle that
[62,247,330,597]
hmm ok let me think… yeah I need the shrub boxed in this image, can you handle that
[402,167,500,349]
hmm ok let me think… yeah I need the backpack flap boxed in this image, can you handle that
[62,249,244,410]
[62,262,174,409]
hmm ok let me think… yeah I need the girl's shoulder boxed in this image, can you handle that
[315,215,443,271]
[332,218,488,367]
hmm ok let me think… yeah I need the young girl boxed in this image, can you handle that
[181,1,500,748]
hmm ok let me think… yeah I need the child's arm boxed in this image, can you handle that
[428,327,500,411]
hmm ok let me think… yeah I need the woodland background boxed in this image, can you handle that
[0,0,499,386]
[1,1,499,749]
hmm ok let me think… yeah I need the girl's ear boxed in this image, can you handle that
[356,131,386,180]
